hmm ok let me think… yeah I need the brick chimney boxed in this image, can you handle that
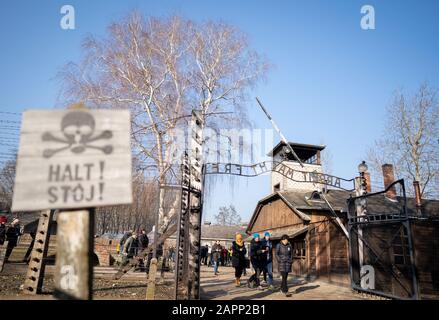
[364,172,372,193]
[413,181,422,215]
[382,164,397,199]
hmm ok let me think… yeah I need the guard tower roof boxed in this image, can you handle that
[268,141,326,162]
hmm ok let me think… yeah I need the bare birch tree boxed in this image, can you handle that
[367,83,439,198]
[214,205,242,226]
[59,12,268,234]
[95,177,158,235]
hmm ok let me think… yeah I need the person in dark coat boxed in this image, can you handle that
[200,244,208,265]
[211,241,222,275]
[0,216,7,245]
[261,231,274,290]
[221,248,227,266]
[135,229,149,272]
[231,233,247,287]
[250,233,267,290]
[276,234,293,295]
[138,229,149,251]
[5,218,22,262]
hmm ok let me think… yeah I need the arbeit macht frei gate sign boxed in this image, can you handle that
[12,109,132,211]
[204,161,356,191]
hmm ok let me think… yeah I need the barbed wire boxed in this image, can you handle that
[0,123,19,130]
[0,164,15,169]
[0,132,20,136]
[0,126,20,131]
[0,142,18,147]
[0,111,21,115]
[0,120,21,124]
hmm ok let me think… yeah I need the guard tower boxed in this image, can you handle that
[268,141,326,192]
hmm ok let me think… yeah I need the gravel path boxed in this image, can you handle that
[0,263,376,300]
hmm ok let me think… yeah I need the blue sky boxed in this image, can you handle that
[1,0,438,222]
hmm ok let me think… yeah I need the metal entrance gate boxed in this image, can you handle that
[347,179,419,299]
[174,111,204,300]
[173,110,366,300]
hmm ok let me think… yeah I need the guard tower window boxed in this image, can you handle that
[284,152,318,164]
[311,192,321,200]
[269,142,325,165]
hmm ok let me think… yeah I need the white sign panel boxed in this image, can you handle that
[12,109,132,211]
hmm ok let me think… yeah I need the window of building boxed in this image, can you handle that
[292,240,306,258]
[274,183,280,192]
[306,191,324,203]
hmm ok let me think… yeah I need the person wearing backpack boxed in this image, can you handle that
[261,231,274,290]
[249,233,266,290]
[121,233,138,267]
[119,230,132,256]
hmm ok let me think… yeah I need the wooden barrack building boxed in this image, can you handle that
[246,141,439,299]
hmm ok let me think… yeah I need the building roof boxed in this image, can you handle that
[247,189,439,232]
[201,224,248,240]
[247,191,312,233]
[267,141,326,158]
[280,189,352,212]
[363,195,439,218]
[254,191,312,222]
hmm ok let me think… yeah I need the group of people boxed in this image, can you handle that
[2,216,294,295]
[201,242,233,270]
[118,228,176,274]
[230,232,293,295]
[2,218,292,295]
[0,216,22,263]
[118,229,150,270]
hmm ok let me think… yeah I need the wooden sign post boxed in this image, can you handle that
[54,209,95,299]
[12,106,132,300]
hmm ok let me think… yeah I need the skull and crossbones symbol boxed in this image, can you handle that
[42,111,113,158]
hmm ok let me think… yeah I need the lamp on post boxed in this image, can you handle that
[356,161,368,270]
[358,161,368,174]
